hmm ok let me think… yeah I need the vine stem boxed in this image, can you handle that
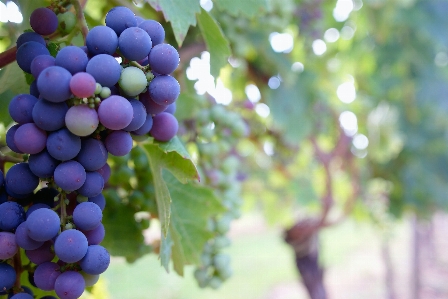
[13,250,23,290]
[60,192,67,229]
[0,46,17,69]
[71,0,89,42]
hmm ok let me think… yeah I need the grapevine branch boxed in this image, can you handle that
[71,0,89,41]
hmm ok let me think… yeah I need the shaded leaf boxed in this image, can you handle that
[214,0,269,18]
[197,8,231,78]
[146,0,201,46]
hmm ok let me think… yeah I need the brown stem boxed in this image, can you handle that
[13,250,23,290]
[0,46,17,68]
[71,0,89,42]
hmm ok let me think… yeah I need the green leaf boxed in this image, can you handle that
[197,8,231,78]
[214,0,269,18]
[162,172,225,275]
[146,0,201,46]
[143,137,199,236]
[101,193,151,261]
[0,63,29,95]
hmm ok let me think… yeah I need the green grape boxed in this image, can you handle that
[200,252,213,266]
[119,66,147,96]
[57,11,76,34]
[216,216,232,234]
[217,266,233,280]
[194,268,209,283]
[208,276,223,289]
[213,236,231,250]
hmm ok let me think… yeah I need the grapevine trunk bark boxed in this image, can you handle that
[285,219,327,299]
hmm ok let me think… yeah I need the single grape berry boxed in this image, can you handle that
[30,7,58,35]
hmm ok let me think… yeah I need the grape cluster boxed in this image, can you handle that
[186,101,247,288]
[2,4,180,298]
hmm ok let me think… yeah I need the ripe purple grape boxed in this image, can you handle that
[140,89,168,115]
[132,114,153,135]
[76,138,108,171]
[5,163,39,195]
[105,6,137,36]
[26,208,60,242]
[55,46,89,75]
[86,26,118,56]
[6,124,23,153]
[139,19,165,46]
[30,54,55,79]
[86,54,121,87]
[0,263,16,292]
[54,229,88,263]
[73,202,102,231]
[16,41,50,73]
[16,32,46,48]
[0,232,18,259]
[32,99,68,131]
[148,43,179,75]
[148,75,180,105]
[14,123,47,154]
[104,130,133,156]
[33,262,60,291]
[54,160,86,192]
[30,7,58,36]
[37,66,72,103]
[150,112,179,142]
[47,128,81,161]
[54,271,85,299]
[25,241,55,265]
[98,95,133,130]
[81,222,105,244]
[80,245,110,275]
[15,222,44,250]
[28,149,59,178]
[118,27,152,61]
[0,201,25,231]
[8,94,38,124]
[77,171,104,198]
[124,99,147,131]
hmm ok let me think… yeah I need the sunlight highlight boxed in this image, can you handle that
[312,39,327,56]
[333,0,354,22]
[269,32,294,53]
[339,111,358,136]
[245,84,261,103]
[337,82,356,103]
[1,1,23,23]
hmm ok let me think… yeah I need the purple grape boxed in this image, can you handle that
[135,16,144,25]
[54,160,86,192]
[87,192,107,210]
[69,72,96,98]
[16,41,50,73]
[15,222,44,250]
[37,66,72,103]
[123,99,147,131]
[104,130,133,156]
[0,232,18,259]
[105,6,137,36]
[86,26,118,56]
[25,241,55,264]
[16,32,45,48]
[10,293,33,299]
[47,128,81,161]
[77,171,104,198]
[76,138,108,171]
[80,245,110,275]
[5,163,39,195]
[73,202,102,231]
[0,263,16,292]
[30,54,55,79]
[139,20,165,46]
[132,114,153,135]
[65,105,99,137]
[96,163,111,183]
[33,262,60,291]
[54,271,85,299]
[14,123,47,154]
[139,90,167,114]
[28,149,59,178]
[81,222,105,244]
[54,229,88,263]
[30,7,58,35]
[26,203,52,218]
[165,102,176,114]
[32,99,68,131]
[148,43,179,75]
[5,184,32,200]
[148,75,180,105]
[55,46,88,75]
[29,80,39,97]
[119,27,152,61]
[26,208,60,242]
[6,124,23,153]
[0,201,25,231]
[150,112,179,142]
[86,54,121,87]
[98,95,133,130]
[8,94,38,124]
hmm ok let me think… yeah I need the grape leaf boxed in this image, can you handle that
[143,137,199,236]
[146,0,201,46]
[159,172,225,275]
[0,63,28,95]
[214,0,269,18]
[197,8,231,79]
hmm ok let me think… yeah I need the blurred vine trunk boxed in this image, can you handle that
[285,219,327,299]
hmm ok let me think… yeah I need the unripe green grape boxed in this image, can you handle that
[217,266,233,280]
[194,268,209,283]
[210,105,227,123]
[216,217,231,234]
[200,253,212,267]
[119,66,147,96]
[213,254,230,272]
[100,87,111,99]
[214,236,231,250]
[58,11,76,34]
[132,134,149,143]
[208,276,223,289]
